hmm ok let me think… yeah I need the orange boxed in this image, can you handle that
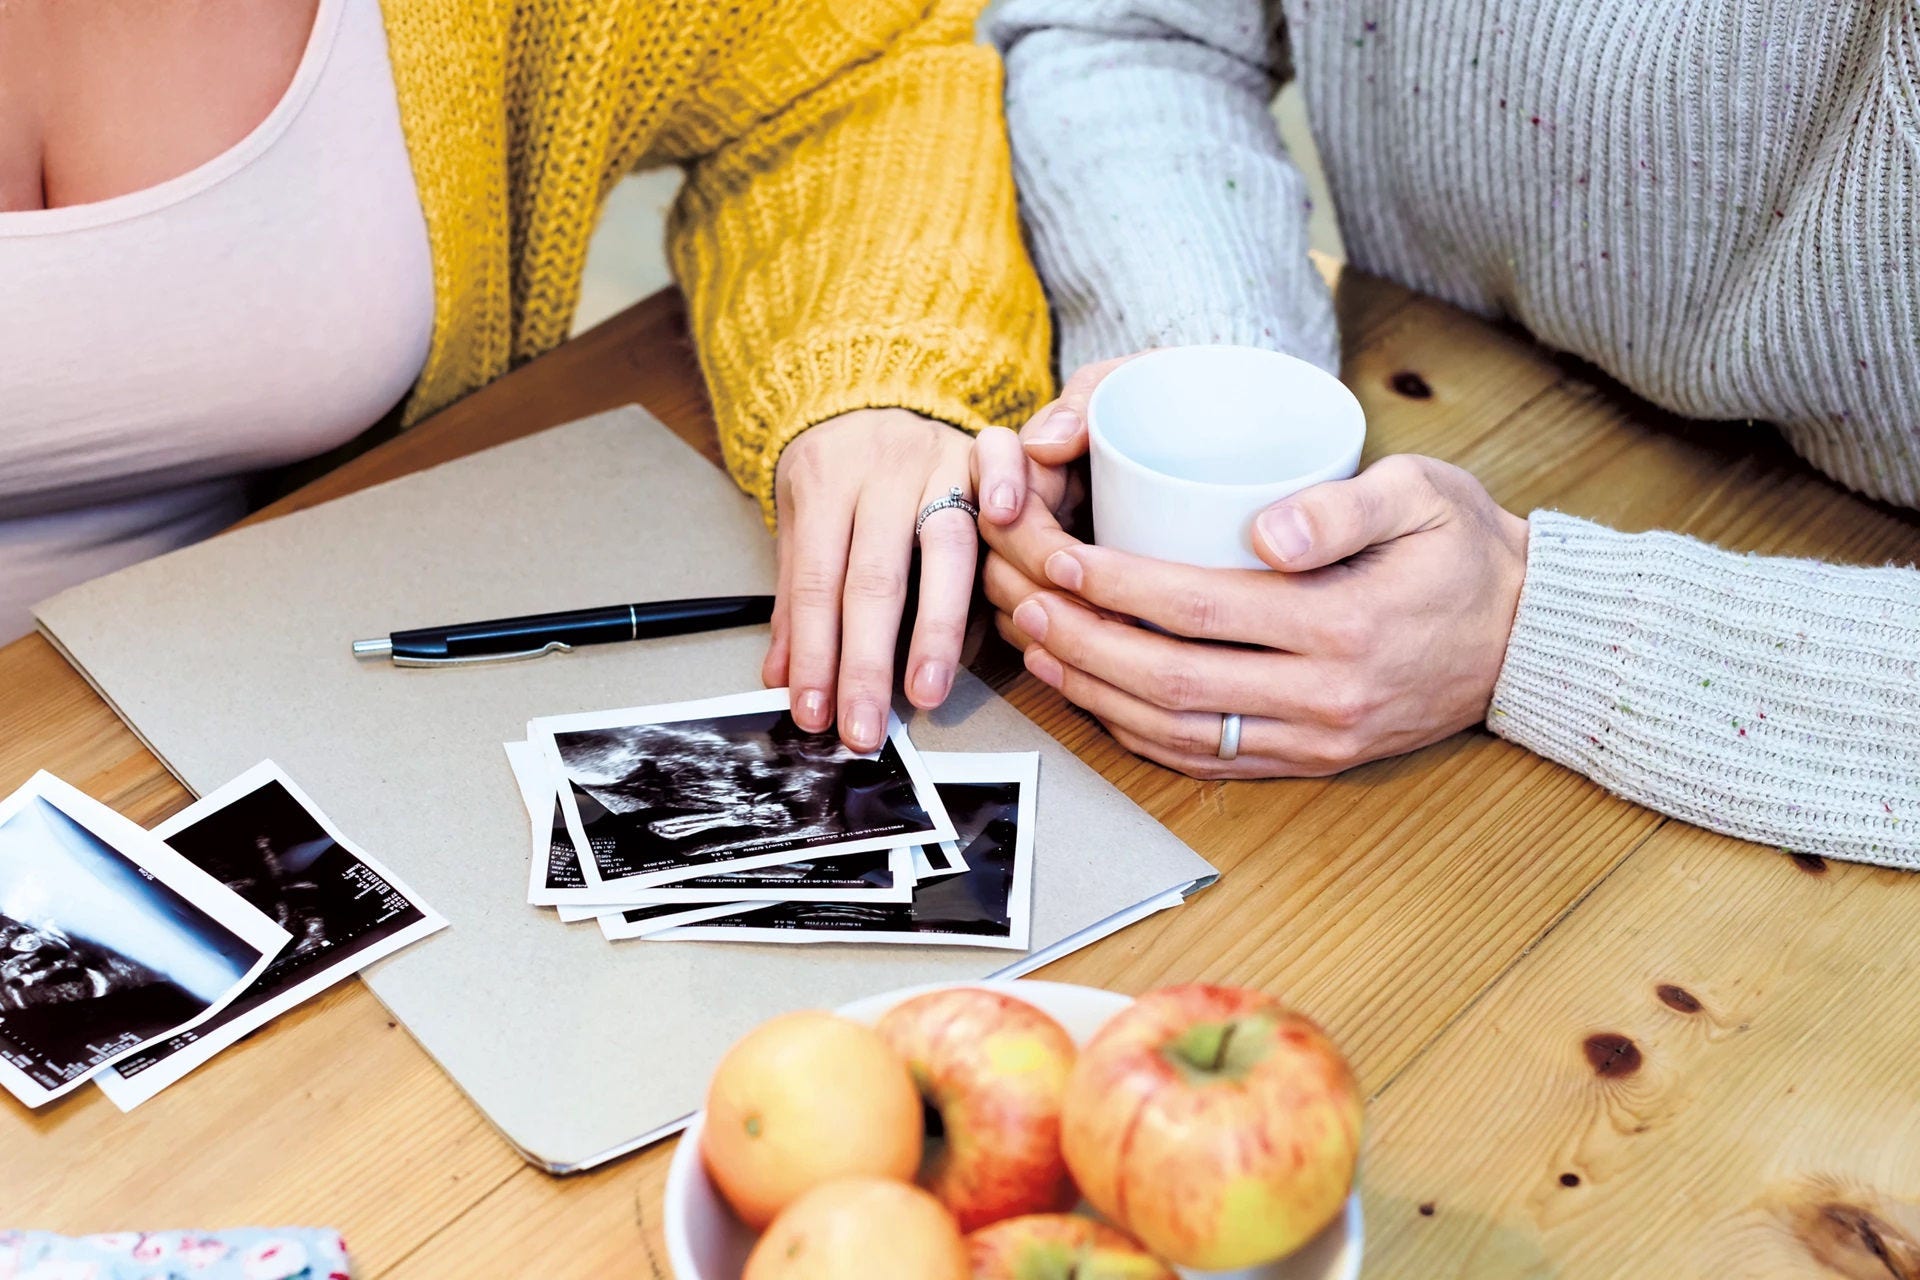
[744,1176,968,1280]
[701,1011,922,1228]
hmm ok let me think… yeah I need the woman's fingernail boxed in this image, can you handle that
[846,704,883,750]
[1025,647,1065,689]
[1012,599,1049,642]
[1045,551,1084,592]
[796,688,830,728]
[912,661,953,705]
[988,483,1016,516]
[1257,505,1313,562]
[1027,406,1079,444]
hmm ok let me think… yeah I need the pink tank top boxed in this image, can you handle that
[0,0,435,643]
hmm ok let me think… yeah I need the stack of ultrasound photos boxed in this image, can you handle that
[507,688,1038,951]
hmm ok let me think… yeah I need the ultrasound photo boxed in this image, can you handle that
[530,690,954,891]
[600,848,911,903]
[597,900,770,941]
[95,763,445,1110]
[912,839,968,882]
[0,773,287,1107]
[649,753,1037,951]
[504,741,914,907]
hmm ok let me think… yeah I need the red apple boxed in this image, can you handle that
[876,988,1079,1230]
[967,1214,1176,1280]
[1062,985,1362,1271]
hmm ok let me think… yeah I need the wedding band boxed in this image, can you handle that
[916,485,980,540]
[1217,713,1243,761]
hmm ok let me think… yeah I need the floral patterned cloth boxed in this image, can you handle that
[0,1230,349,1280]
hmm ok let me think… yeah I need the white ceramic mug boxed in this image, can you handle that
[1087,345,1367,570]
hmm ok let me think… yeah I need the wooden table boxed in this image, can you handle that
[7,271,1919,1279]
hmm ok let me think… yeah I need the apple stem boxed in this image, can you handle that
[1168,1021,1230,1074]
[1211,1022,1237,1071]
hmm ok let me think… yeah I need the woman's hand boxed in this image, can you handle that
[982,448,1532,778]
[765,409,978,753]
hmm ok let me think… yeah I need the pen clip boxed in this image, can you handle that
[392,640,576,668]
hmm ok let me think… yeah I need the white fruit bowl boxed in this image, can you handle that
[663,979,1364,1280]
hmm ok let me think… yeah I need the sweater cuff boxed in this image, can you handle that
[1487,511,1635,776]
[717,323,1049,525]
[1488,510,1920,866]
[1055,299,1341,382]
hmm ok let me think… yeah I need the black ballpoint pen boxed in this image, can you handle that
[350,595,775,667]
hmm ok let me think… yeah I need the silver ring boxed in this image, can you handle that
[916,485,980,540]
[1217,713,1242,761]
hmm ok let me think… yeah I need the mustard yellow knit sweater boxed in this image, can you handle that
[381,0,1052,513]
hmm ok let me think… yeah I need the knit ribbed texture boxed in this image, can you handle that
[381,0,1052,517]
[994,0,1920,864]
[1495,514,1920,867]
[991,0,1339,374]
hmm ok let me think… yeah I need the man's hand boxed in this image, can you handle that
[971,356,1129,537]
[975,357,1531,777]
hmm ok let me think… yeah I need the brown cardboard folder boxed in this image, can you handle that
[35,407,1219,1172]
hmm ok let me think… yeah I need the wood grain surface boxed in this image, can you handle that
[4,269,1916,1279]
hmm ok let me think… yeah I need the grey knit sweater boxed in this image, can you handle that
[992,0,1920,867]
